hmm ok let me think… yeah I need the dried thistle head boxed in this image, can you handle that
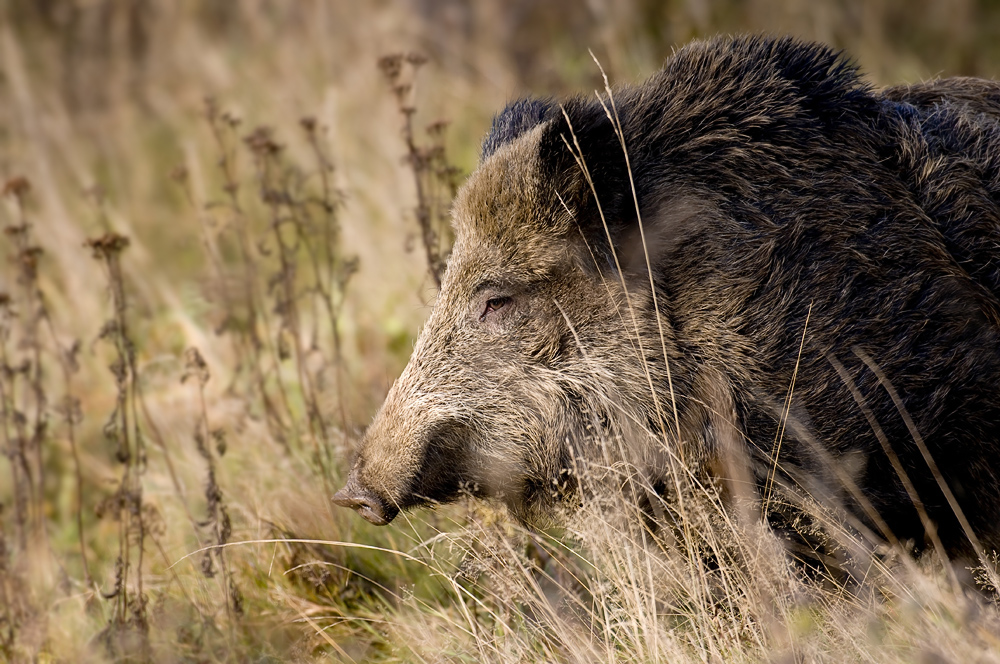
[243,126,282,157]
[181,347,210,387]
[211,429,227,456]
[377,54,404,82]
[85,232,131,259]
[2,176,31,200]
[17,246,43,277]
[4,223,28,239]
[426,119,450,137]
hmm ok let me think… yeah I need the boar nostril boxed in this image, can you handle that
[332,487,398,526]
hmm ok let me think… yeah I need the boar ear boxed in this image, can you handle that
[536,97,633,263]
[482,98,556,161]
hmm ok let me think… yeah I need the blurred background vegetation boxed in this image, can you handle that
[3,1,1000,662]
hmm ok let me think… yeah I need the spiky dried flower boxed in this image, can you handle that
[244,126,281,156]
[85,232,130,259]
[426,119,450,136]
[2,177,30,199]
[377,54,404,81]
[181,347,210,387]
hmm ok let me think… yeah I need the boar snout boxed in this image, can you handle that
[332,474,399,526]
[335,399,479,524]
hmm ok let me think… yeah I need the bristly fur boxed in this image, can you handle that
[339,34,1000,561]
[481,98,554,160]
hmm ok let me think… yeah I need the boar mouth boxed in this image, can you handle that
[332,481,400,526]
[404,421,477,508]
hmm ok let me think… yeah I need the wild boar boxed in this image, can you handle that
[335,35,1000,559]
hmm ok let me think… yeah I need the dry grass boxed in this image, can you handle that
[3,1,1000,661]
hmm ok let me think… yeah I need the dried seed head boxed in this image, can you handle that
[201,550,216,578]
[2,176,31,199]
[85,232,131,259]
[55,396,84,425]
[18,246,43,275]
[377,54,404,81]
[229,578,244,616]
[426,119,450,137]
[181,347,211,386]
[211,429,227,456]
[244,126,282,156]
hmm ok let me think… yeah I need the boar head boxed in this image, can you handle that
[334,98,695,526]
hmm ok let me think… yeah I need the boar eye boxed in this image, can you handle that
[480,296,512,321]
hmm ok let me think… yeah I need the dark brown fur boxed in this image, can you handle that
[335,36,1000,560]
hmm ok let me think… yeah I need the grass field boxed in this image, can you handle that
[4,1,1000,661]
